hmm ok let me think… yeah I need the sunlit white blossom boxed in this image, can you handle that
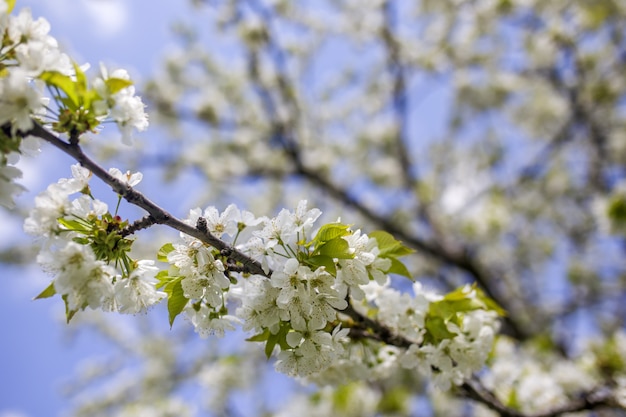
[115,260,166,314]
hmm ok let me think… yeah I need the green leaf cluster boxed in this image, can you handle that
[301,223,354,276]
[39,63,133,137]
[60,212,134,275]
[34,211,138,322]
[369,230,414,279]
[424,284,505,345]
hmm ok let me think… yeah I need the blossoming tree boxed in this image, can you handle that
[3,0,626,415]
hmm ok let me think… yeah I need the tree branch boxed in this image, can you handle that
[29,123,621,417]
[29,122,416,349]
[239,2,529,341]
[461,378,617,417]
[380,0,415,188]
[29,122,267,277]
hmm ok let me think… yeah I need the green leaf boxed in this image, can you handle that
[60,96,77,110]
[72,62,88,98]
[264,322,291,359]
[369,230,414,258]
[34,282,56,300]
[246,328,270,342]
[306,255,337,276]
[157,243,175,263]
[425,284,506,340]
[6,0,15,13]
[62,294,79,324]
[57,217,89,232]
[265,332,278,359]
[474,287,507,316]
[155,269,175,289]
[428,300,459,321]
[82,89,100,110]
[164,277,188,327]
[311,223,351,245]
[316,237,353,259]
[424,315,456,344]
[106,77,133,94]
[386,257,413,279]
[40,71,79,108]
[276,324,292,351]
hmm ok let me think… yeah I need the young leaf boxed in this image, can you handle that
[387,257,413,280]
[157,243,175,263]
[265,332,279,359]
[106,77,133,94]
[276,323,292,351]
[474,286,507,316]
[57,217,89,232]
[246,328,270,342]
[62,294,78,324]
[369,230,414,258]
[155,269,174,289]
[72,62,88,99]
[164,277,188,327]
[40,71,79,108]
[264,322,291,359]
[316,237,353,259]
[306,255,337,276]
[424,315,456,344]
[312,223,351,245]
[33,282,56,300]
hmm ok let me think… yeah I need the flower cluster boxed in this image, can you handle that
[0,8,64,134]
[25,164,165,317]
[156,200,503,387]
[5,5,503,387]
[0,6,148,205]
[477,335,601,414]
[0,7,148,140]
[301,282,500,390]
[92,63,149,145]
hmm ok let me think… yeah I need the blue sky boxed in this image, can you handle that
[0,2,186,416]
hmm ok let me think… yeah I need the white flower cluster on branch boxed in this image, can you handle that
[8,3,620,416]
[25,164,165,316]
[0,6,148,208]
[151,199,502,386]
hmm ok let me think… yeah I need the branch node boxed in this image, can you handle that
[196,216,208,233]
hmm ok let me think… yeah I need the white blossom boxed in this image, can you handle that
[0,68,45,134]
[185,303,240,338]
[110,87,149,145]
[42,241,116,311]
[0,163,25,209]
[108,167,143,187]
[176,246,229,307]
[115,260,166,314]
